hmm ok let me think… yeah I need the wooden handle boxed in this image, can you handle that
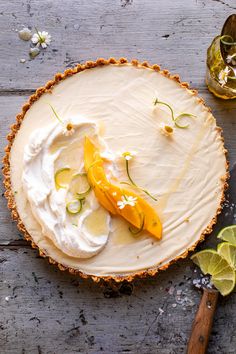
[187,288,219,354]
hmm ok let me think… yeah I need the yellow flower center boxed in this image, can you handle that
[122,151,132,158]
[164,125,173,133]
[66,123,73,131]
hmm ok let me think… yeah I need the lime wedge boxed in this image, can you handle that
[66,199,83,215]
[70,173,91,198]
[55,168,73,189]
[217,242,236,270]
[191,249,235,296]
[217,225,236,245]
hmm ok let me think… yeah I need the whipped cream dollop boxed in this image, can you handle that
[22,116,111,258]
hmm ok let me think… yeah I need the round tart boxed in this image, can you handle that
[3,58,228,281]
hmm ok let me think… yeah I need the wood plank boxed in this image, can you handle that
[0,250,235,354]
[0,96,29,245]
[0,0,235,90]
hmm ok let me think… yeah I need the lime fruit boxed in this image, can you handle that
[217,242,236,270]
[217,225,236,245]
[191,249,235,296]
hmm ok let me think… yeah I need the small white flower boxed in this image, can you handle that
[226,54,236,65]
[32,30,51,48]
[218,66,231,86]
[117,195,137,209]
[62,121,75,136]
[121,151,136,161]
[159,122,174,136]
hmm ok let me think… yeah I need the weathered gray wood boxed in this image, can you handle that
[1,250,236,354]
[0,1,236,353]
[0,0,235,91]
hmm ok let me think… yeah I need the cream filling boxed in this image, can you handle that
[10,64,227,276]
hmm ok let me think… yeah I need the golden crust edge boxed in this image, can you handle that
[2,57,229,283]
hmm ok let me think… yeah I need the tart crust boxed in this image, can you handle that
[2,58,229,282]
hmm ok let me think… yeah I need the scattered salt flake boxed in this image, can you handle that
[20,59,26,63]
[176,289,182,296]
[5,296,10,302]
[193,275,213,289]
[172,303,177,308]
[168,286,175,295]
[193,279,201,289]
[158,308,164,315]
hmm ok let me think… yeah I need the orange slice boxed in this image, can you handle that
[84,137,162,239]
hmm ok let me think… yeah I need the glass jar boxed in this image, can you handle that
[206,35,236,99]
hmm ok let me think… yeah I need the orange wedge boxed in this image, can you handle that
[84,137,162,239]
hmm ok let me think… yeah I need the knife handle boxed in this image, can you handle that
[187,288,219,354]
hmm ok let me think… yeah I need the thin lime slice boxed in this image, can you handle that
[191,249,235,296]
[70,173,91,199]
[55,168,73,189]
[66,199,83,215]
[217,225,236,245]
[217,242,236,270]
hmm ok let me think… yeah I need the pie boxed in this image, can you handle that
[3,58,228,281]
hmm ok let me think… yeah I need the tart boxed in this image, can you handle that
[3,58,228,282]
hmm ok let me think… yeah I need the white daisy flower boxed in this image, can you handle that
[159,122,174,136]
[32,30,51,48]
[62,121,75,136]
[218,66,231,86]
[117,195,137,209]
[226,54,236,65]
[121,151,136,161]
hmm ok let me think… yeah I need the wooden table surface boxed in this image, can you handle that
[1,1,236,353]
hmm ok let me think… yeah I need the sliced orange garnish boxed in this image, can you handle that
[84,137,162,239]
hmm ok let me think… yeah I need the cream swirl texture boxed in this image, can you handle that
[22,116,111,258]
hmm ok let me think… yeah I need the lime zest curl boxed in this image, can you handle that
[55,167,91,215]
[121,153,157,202]
[48,103,63,123]
[153,97,196,129]
[66,199,83,215]
[220,35,236,46]
[71,173,91,199]
[129,213,145,235]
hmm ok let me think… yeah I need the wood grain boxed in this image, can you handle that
[1,250,235,354]
[0,0,235,91]
[187,288,219,354]
[0,1,236,353]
